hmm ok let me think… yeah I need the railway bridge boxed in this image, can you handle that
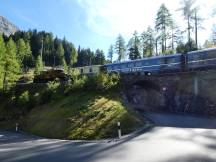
[121,70,216,116]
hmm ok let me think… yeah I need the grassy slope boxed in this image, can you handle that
[22,90,144,140]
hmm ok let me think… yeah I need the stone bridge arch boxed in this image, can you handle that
[121,71,216,116]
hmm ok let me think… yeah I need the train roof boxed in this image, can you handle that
[104,53,182,66]
[188,47,216,54]
[74,65,102,68]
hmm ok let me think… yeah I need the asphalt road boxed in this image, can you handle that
[143,112,216,128]
[1,113,216,162]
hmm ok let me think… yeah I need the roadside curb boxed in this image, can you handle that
[0,123,154,144]
[109,122,154,142]
[66,123,154,144]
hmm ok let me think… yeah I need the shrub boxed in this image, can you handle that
[28,92,40,108]
[39,82,61,104]
[17,91,30,107]
[69,68,80,82]
[80,73,118,91]
[95,72,120,90]
[64,76,87,94]
[64,72,120,93]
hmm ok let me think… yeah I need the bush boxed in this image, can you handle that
[69,68,80,82]
[28,92,40,108]
[95,73,120,90]
[64,76,87,94]
[63,72,120,94]
[81,72,120,91]
[17,91,30,107]
[39,82,61,104]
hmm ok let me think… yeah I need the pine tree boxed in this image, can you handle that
[115,34,126,61]
[141,27,155,57]
[191,9,204,49]
[62,38,77,67]
[178,0,197,50]
[155,4,173,53]
[76,48,95,66]
[2,38,20,90]
[16,38,26,64]
[63,59,68,73]
[17,38,33,70]
[70,44,77,67]
[55,43,65,66]
[23,40,33,68]
[0,35,6,88]
[213,24,216,46]
[128,31,141,60]
[95,49,105,65]
[35,55,43,75]
[108,44,114,62]
[203,40,213,48]
[169,22,183,51]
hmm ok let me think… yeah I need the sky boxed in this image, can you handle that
[0,0,216,56]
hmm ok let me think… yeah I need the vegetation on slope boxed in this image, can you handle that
[22,90,143,140]
[0,72,145,140]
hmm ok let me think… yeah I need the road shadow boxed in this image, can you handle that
[0,126,154,162]
[0,130,42,145]
[141,111,216,129]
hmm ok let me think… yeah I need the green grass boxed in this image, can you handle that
[21,90,144,140]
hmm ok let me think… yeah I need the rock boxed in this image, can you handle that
[0,16,19,36]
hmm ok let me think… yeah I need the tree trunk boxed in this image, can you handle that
[188,16,191,50]
[162,38,164,54]
[3,65,7,91]
[195,11,198,49]
[150,37,152,55]
[164,27,167,51]
[155,39,158,56]
[171,26,174,50]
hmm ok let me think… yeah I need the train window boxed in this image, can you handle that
[135,62,142,67]
[107,66,112,70]
[158,59,165,64]
[121,64,127,69]
[149,59,156,65]
[143,61,149,66]
[193,54,200,60]
[207,51,216,59]
[168,58,175,64]
[128,63,134,68]
[114,65,119,69]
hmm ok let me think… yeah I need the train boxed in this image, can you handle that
[33,68,70,83]
[75,65,102,75]
[77,48,216,76]
[31,48,216,83]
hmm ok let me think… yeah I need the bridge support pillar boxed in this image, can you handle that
[194,76,199,95]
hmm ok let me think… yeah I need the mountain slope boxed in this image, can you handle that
[0,16,19,36]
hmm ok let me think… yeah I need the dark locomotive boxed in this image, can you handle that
[33,68,70,83]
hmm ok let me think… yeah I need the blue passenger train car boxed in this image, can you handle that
[103,53,182,75]
[187,48,216,70]
[103,48,216,75]
[73,48,216,76]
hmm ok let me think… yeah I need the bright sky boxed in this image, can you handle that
[0,0,216,55]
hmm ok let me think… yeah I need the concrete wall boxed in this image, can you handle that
[122,70,216,116]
